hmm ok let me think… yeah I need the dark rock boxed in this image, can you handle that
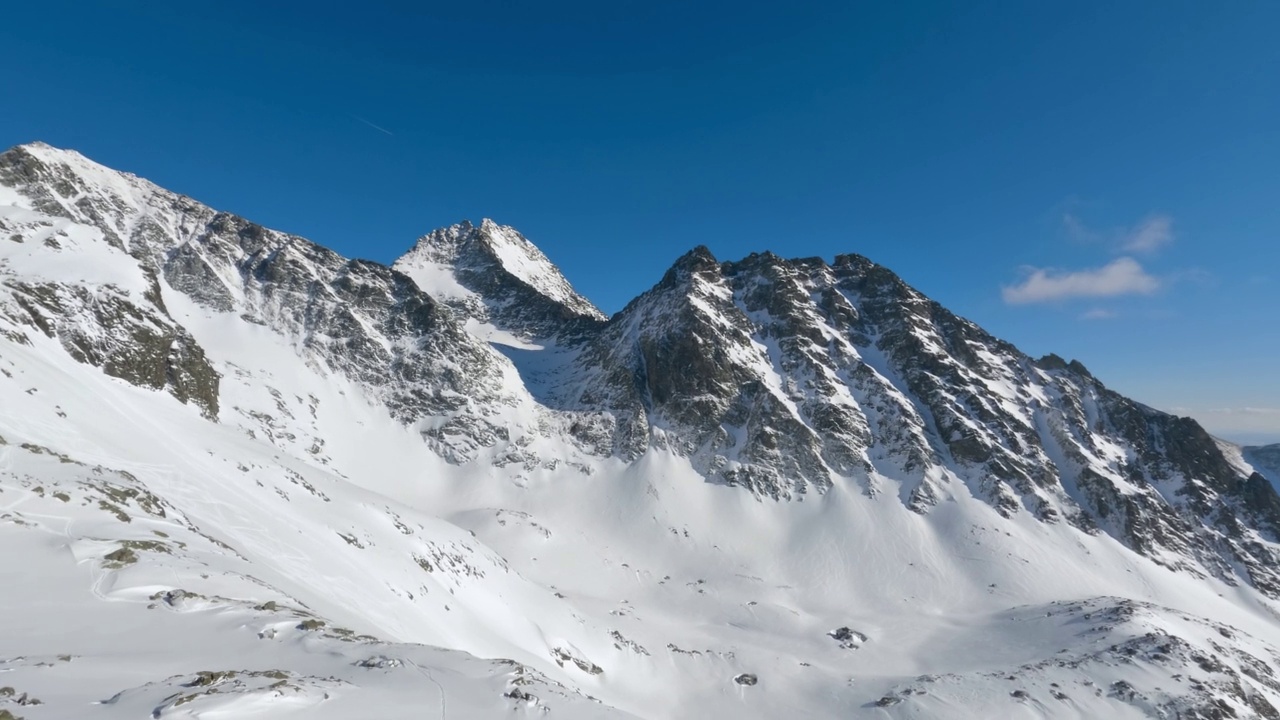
[828,627,868,648]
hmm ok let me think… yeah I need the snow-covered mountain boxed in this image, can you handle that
[3,141,1280,718]
[393,218,606,345]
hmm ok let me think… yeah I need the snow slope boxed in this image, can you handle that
[3,142,1280,718]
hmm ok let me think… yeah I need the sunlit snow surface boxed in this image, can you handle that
[3,143,1280,718]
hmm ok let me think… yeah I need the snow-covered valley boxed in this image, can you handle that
[3,142,1280,718]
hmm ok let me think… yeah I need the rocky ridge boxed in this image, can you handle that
[2,141,1279,601]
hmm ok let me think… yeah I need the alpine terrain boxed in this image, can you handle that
[3,141,1280,719]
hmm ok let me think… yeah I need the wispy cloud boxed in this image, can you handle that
[1061,211,1174,255]
[351,114,394,136]
[1080,308,1116,320]
[1118,214,1173,254]
[1002,257,1160,305]
[1206,407,1280,416]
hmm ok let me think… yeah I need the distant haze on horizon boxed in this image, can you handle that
[2,1,1277,444]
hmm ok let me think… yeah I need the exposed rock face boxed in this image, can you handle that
[11,280,220,419]
[177,211,513,426]
[564,247,846,498]
[0,145,221,419]
[550,246,1280,594]
[3,141,1280,604]
[394,219,606,343]
[0,143,523,458]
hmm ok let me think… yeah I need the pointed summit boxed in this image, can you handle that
[2,141,149,194]
[395,219,605,343]
[674,244,718,268]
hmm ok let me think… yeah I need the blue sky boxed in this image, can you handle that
[2,1,1277,443]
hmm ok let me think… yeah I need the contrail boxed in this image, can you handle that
[351,114,394,136]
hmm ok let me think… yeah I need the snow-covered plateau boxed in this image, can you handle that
[2,142,1280,718]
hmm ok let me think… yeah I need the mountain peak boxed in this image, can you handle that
[653,244,720,287]
[5,141,135,183]
[14,139,81,156]
[678,244,718,267]
[395,219,605,341]
[1,141,166,221]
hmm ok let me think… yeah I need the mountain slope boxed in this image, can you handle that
[545,243,1280,600]
[3,141,1280,719]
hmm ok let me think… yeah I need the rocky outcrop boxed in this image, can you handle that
[0,145,221,418]
[394,219,606,343]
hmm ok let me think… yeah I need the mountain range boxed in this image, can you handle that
[2,141,1280,718]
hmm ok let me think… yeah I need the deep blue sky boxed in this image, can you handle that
[2,1,1277,442]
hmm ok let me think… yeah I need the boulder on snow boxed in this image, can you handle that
[828,627,869,649]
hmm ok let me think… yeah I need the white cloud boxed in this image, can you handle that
[1002,257,1160,305]
[1060,211,1173,254]
[1118,214,1173,254]
[1080,308,1116,320]
[1205,407,1280,416]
